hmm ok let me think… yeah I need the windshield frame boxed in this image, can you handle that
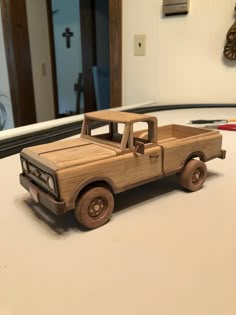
[81,117,130,151]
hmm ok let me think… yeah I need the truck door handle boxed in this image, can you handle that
[149,153,159,159]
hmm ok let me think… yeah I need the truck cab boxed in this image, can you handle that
[81,110,158,152]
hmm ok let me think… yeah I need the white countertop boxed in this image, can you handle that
[1,107,236,315]
[0,101,156,141]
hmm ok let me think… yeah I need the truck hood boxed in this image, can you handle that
[22,138,117,171]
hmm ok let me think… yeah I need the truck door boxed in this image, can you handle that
[119,121,163,186]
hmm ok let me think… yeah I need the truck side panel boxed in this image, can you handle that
[57,145,163,210]
[162,133,223,174]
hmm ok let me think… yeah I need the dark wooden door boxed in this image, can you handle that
[1,0,37,127]
[1,0,122,126]
[109,0,122,108]
[79,0,122,112]
[79,0,97,112]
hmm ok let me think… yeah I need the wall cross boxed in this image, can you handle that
[62,27,74,48]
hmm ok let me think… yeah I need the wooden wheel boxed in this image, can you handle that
[177,159,207,192]
[75,187,114,229]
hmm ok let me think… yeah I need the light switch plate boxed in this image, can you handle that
[134,34,146,56]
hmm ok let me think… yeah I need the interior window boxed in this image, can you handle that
[132,121,150,145]
[88,120,125,144]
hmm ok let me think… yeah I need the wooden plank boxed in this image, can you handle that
[173,124,213,138]
[158,125,174,141]
[45,0,59,118]
[162,133,223,173]
[57,145,163,208]
[80,0,97,112]
[109,0,122,108]
[158,137,177,144]
[21,148,58,172]
[1,0,36,127]
[29,138,89,154]
[85,110,155,123]
[121,123,130,151]
[41,143,117,169]
[81,134,122,151]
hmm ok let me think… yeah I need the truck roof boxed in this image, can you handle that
[84,110,156,124]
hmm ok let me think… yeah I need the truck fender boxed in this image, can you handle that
[71,177,116,208]
[183,151,207,167]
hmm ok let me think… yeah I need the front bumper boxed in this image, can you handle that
[219,149,226,159]
[20,173,66,215]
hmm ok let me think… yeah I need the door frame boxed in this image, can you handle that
[1,0,122,125]
[109,0,122,109]
[1,0,37,127]
[46,0,122,114]
[45,0,60,118]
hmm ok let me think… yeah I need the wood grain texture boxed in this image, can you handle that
[177,159,207,192]
[75,186,114,229]
[28,138,90,155]
[85,110,155,123]
[1,0,36,127]
[45,0,59,118]
[109,0,122,108]
[57,145,163,209]
[20,112,225,212]
[162,132,222,173]
[41,142,116,169]
[80,0,97,112]
[56,125,222,209]
[79,0,122,111]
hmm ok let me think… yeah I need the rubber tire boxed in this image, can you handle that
[75,187,114,229]
[177,159,207,192]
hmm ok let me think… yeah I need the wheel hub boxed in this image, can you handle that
[192,168,201,183]
[88,198,105,218]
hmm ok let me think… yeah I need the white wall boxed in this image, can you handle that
[2,0,236,130]
[0,11,14,130]
[26,0,55,123]
[123,0,236,106]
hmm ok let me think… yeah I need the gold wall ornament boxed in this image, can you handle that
[224,4,236,60]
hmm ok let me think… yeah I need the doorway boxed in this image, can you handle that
[49,0,84,116]
[47,0,122,117]
[1,0,122,127]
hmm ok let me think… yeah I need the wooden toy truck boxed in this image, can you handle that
[20,111,226,229]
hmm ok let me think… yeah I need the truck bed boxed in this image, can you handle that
[134,124,217,144]
[157,124,216,144]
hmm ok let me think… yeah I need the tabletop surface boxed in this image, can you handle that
[1,107,236,315]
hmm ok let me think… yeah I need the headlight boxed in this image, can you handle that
[22,159,28,172]
[47,176,55,191]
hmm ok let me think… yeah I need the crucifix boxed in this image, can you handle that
[62,27,74,48]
